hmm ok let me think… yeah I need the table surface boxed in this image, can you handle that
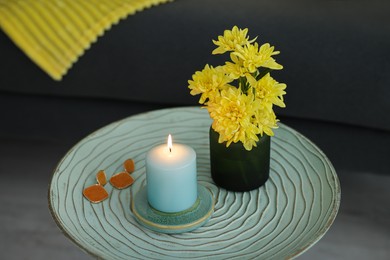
[48,107,340,260]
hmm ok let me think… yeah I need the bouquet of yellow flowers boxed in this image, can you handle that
[188,26,287,151]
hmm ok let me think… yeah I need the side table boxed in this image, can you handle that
[49,107,340,259]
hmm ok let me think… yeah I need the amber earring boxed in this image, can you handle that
[110,159,135,189]
[83,170,109,203]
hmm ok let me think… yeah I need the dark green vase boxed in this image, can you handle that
[209,127,270,192]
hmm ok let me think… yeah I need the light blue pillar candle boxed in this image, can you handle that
[146,135,197,213]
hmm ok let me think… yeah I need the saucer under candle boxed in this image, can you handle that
[145,135,197,213]
[131,185,214,234]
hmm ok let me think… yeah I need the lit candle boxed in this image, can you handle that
[146,135,197,213]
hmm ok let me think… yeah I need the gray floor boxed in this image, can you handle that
[0,137,389,259]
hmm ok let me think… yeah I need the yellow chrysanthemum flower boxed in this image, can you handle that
[188,65,232,104]
[207,87,260,150]
[233,42,283,72]
[253,107,279,137]
[259,43,283,70]
[246,73,286,111]
[223,53,247,80]
[212,26,256,55]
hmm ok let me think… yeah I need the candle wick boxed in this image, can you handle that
[169,148,172,153]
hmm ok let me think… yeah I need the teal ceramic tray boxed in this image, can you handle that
[49,107,340,259]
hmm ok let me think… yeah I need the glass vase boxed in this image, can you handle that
[209,127,270,192]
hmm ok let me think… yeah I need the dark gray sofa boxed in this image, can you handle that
[1,0,388,173]
[0,1,389,259]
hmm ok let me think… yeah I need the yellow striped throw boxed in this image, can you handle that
[0,0,171,80]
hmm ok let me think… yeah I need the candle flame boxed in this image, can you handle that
[167,134,172,152]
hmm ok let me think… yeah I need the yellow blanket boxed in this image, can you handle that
[0,0,171,80]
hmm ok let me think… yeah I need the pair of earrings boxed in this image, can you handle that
[83,159,135,203]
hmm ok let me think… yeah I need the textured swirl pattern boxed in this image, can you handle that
[49,107,340,259]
